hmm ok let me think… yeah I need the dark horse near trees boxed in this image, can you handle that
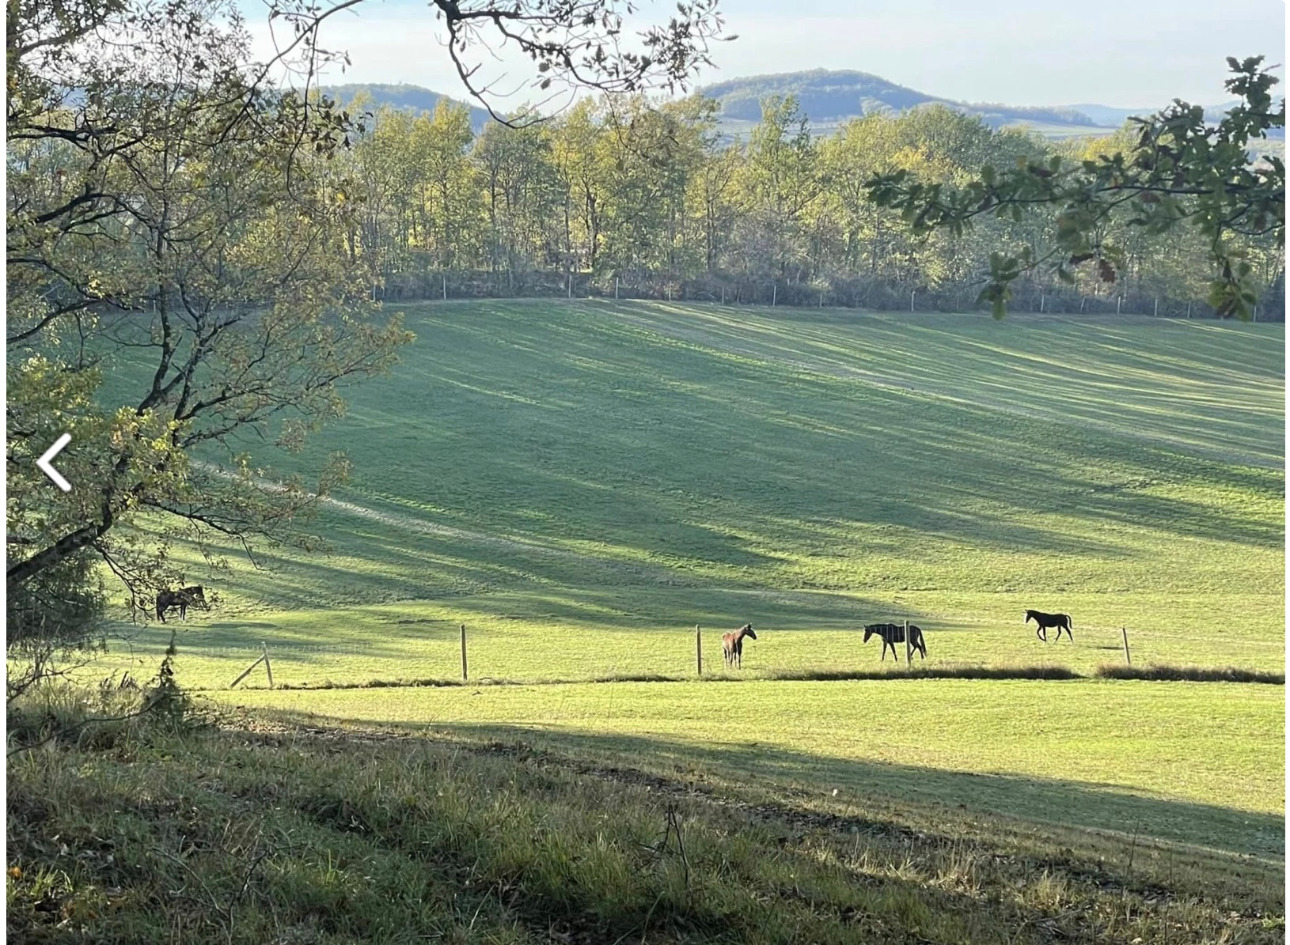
[722,624,757,669]
[1025,609,1073,642]
[156,586,208,623]
[863,623,926,662]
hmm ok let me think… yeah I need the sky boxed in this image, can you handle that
[245,0,1286,109]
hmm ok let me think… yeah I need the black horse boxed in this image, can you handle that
[1024,609,1072,642]
[157,586,208,623]
[863,623,927,662]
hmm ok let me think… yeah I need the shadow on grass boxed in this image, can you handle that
[249,706,1285,861]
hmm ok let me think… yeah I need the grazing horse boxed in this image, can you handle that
[1025,609,1072,642]
[156,586,208,623]
[722,624,757,669]
[863,623,926,662]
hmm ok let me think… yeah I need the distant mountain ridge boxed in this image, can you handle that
[324,72,1282,141]
[698,69,1101,132]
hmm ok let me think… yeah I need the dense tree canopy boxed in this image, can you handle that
[865,57,1285,318]
[6,0,727,660]
[310,84,1280,317]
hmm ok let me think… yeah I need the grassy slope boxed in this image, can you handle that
[7,709,1284,945]
[99,303,1283,685]
[88,302,1285,857]
[224,678,1284,858]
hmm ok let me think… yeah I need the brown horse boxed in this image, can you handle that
[1025,609,1072,642]
[156,586,208,623]
[722,624,757,669]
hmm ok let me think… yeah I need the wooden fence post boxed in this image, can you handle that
[229,653,266,689]
[771,284,777,307]
[1117,295,1123,314]
[615,277,619,300]
[904,619,911,668]
[461,624,469,681]
[910,290,915,312]
[1121,627,1132,666]
[696,625,702,676]
[721,286,725,305]
[261,643,274,689]
[442,275,447,301]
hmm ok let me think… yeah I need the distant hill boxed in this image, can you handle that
[322,83,492,131]
[1067,99,1283,139]
[697,69,1106,138]
[323,75,1283,142]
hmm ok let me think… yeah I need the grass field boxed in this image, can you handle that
[222,677,1284,857]
[82,301,1284,862]
[10,703,1284,944]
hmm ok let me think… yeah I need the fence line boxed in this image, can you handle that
[363,269,1274,319]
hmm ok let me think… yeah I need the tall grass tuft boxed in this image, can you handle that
[1094,664,1284,684]
[765,665,1082,682]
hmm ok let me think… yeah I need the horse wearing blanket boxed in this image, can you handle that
[863,623,926,662]
[156,586,208,623]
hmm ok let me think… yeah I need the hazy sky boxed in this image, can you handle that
[247,0,1285,108]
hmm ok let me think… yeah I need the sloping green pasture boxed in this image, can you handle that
[83,302,1284,857]
[96,303,1282,689]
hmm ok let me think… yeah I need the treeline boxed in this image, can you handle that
[336,94,1284,317]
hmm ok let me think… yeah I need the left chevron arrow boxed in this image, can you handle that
[37,433,72,492]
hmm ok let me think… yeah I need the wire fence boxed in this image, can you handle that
[370,268,1284,321]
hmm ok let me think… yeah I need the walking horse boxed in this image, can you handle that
[863,622,927,662]
[1025,609,1073,642]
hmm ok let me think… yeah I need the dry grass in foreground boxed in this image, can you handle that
[6,687,1284,945]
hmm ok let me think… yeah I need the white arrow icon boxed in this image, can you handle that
[37,433,72,492]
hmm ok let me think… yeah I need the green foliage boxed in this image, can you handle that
[331,74,1273,314]
[866,57,1285,318]
[140,633,195,731]
[6,0,412,627]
